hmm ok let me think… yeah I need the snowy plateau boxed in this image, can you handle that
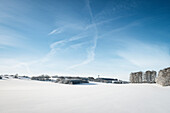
[0,79,170,113]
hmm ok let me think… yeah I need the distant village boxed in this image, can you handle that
[0,74,128,85]
[0,67,169,86]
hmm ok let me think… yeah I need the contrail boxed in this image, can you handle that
[69,0,99,69]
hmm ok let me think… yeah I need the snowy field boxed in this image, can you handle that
[0,79,170,113]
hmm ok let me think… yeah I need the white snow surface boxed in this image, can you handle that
[0,79,170,113]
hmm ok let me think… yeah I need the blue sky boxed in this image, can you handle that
[0,0,170,80]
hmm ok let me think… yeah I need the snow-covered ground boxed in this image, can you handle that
[0,79,170,113]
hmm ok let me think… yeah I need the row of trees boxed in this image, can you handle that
[31,75,51,81]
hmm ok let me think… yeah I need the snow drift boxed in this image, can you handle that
[0,79,170,113]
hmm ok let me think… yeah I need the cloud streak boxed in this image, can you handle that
[69,0,98,69]
[0,34,25,48]
[85,16,122,30]
[48,28,63,35]
[47,31,90,58]
[0,58,32,75]
[116,39,170,70]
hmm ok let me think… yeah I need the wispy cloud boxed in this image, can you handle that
[69,42,96,69]
[110,22,139,32]
[50,40,66,49]
[68,33,88,41]
[97,21,140,40]
[48,28,63,35]
[85,16,122,30]
[48,32,88,55]
[70,42,86,49]
[116,39,170,70]
[69,0,98,69]
[42,34,86,63]
[0,34,25,48]
[0,35,16,47]
[0,58,32,75]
